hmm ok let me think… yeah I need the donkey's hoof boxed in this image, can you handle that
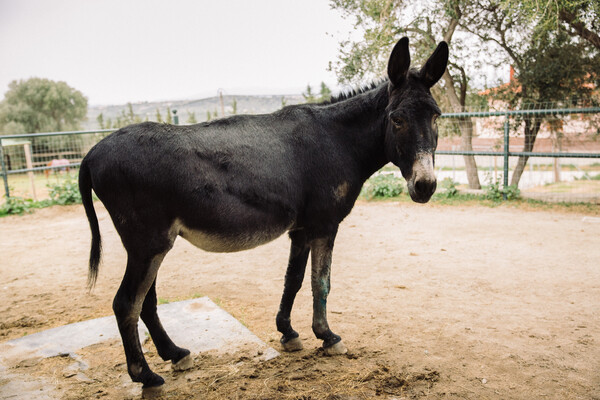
[142,385,165,400]
[324,340,347,356]
[281,336,303,352]
[138,370,165,388]
[172,354,193,371]
[141,384,165,399]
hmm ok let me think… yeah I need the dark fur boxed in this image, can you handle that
[80,37,448,387]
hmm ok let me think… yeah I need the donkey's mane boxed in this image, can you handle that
[321,79,388,105]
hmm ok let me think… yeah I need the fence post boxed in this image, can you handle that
[172,109,179,125]
[0,139,10,199]
[503,114,510,201]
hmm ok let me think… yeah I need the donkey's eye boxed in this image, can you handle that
[391,116,406,129]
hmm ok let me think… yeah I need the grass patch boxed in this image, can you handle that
[361,173,598,215]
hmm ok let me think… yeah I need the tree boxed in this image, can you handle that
[231,97,238,115]
[0,77,87,134]
[155,108,163,123]
[165,107,172,124]
[97,113,105,129]
[303,84,318,103]
[320,82,332,102]
[303,82,333,103]
[110,103,144,129]
[329,0,483,188]
[502,0,600,50]
[186,111,198,124]
[461,0,599,186]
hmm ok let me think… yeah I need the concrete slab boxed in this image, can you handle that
[0,297,278,399]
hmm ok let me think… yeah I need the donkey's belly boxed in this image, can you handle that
[175,220,288,253]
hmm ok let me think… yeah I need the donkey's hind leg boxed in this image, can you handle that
[276,229,310,352]
[140,280,192,370]
[113,249,171,388]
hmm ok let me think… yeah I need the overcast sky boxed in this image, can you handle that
[0,0,357,106]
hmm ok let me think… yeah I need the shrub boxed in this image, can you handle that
[440,177,458,198]
[0,195,52,216]
[362,174,404,199]
[485,175,520,201]
[48,177,82,205]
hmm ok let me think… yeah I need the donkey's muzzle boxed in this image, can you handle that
[407,152,436,203]
[410,179,437,203]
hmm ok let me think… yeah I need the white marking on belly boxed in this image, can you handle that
[175,219,287,253]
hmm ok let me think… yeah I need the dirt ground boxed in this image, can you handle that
[1,201,599,399]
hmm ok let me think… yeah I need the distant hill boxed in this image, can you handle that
[84,94,305,130]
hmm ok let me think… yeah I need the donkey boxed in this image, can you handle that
[79,37,448,387]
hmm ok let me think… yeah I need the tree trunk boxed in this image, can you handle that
[459,117,481,188]
[553,139,562,183]
[510,117,541,187]
[441,70,481,189]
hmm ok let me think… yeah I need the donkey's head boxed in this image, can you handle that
[384,37,448,203]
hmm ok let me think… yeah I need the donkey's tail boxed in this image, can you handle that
[79,158,101,289]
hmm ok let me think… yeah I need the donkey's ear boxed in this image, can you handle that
[420,41,448,88]
[387,37,410,87]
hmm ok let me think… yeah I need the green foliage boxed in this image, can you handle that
[303,82,333,103]
[231,98,238,115]
[440,177,459,198]
[329,0,401,83]
[362,173,404,199]
[1,176,85,216]
[166,107,173,124]
[575,172,600,181]
[0,78,87,134]
[485,175,520,201]
[156,108,163,123]
[111,103,144,129]
[500,0,600,50]
[97,113,105,129]
[320,82,332,102]
[48,177,82,205]
[186,111,198,124]
[1,196,39,216]
[303,84,317,103]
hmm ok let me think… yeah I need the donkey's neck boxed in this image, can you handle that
[317,83,390,180]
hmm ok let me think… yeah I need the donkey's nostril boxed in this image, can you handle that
[415,180,436,196]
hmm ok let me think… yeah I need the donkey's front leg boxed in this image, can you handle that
[276,229,310,352]
[310,233,348,355]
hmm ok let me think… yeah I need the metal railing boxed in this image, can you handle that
[0,129,113,200]
[437,107,600,200]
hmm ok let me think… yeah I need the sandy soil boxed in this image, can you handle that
[1,201,599,399]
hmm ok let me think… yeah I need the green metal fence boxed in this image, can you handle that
[0,129,113,201]
[437,107,600,202]
[1,106,600,203]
